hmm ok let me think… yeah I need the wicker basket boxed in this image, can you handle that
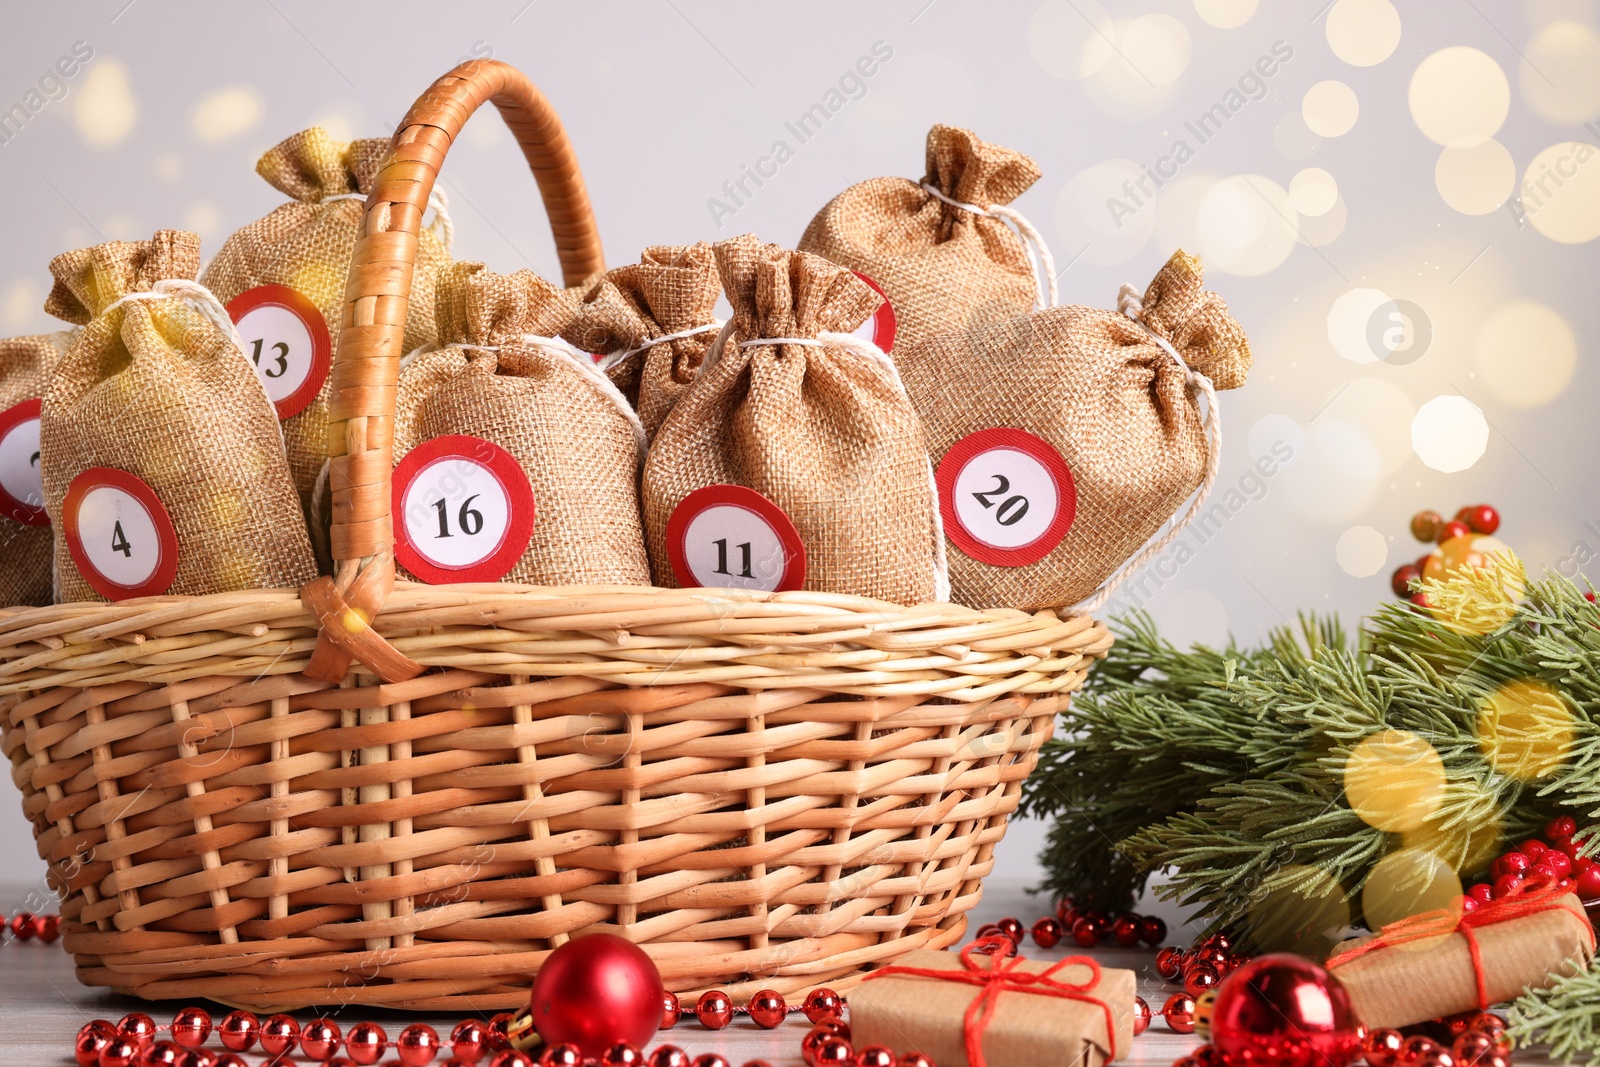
[0,60,1111,1010]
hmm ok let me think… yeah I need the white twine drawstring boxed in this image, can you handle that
[452,333,648,465]
[326,185,455,253]
[1069,285,1224,616]
[920,181,1059,310]
[103,279,287,446]
[598,321,723,373]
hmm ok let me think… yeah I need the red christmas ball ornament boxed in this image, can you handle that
[260,1015,300,1058]
[660,991,681,1030]
[1465,505,1500,535]
[648,1046,689,1067]
[98,1037,140,1067]
[218,1012,259,1053]
[996,917,1025,944]
[1133,997,1152,1037]
[816,1039,855,1067]
[1185,961,1220,997]
[1437,520,1471,545]
[898,1054,935,1067]
[450,1021,488,1063]
[398,1023,442,1067]
[602,1042,645,1067]
[528,934,665,1057]
[803,988,845,1025]
[1156,946,1185,981]
[539,1044,582,1067]
[487,1013,515,1052]
[74,1023,113,1067]
[856,1047,896,1067]
[1140,915,1168,946]
[495,1052,537,1067]
[1399,1035,1439,1066]
[212,1056,249,1067]
[1111,914,1141,946]
[1365,1028,1405,1067]
[1209,954,1362,1067]
[118,1013,158,1049]
[1030,917,1061,948]
[170,1008,212,1051]
[345,1022,387,1066]
[1164,993,1198,1034]
[301,1018,343,1061]
[1071,917,1099,948]
[695,991,734,1031]
[140,1042,183,1067]
[747,989,787,1030]
[692,1055,730,1067]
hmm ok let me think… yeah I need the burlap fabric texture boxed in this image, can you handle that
[42,230,319,602]
[643,234,942,606]
[798,124,1042,351]
[0,332,70,607]
[897,250,1252,613]
[393,262,651,586]
[201,126,451,513]
[562,242,722,441]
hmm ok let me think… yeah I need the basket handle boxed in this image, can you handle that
[304,60,603,683]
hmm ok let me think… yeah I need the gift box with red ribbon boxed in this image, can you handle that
[850,938,1136,1067]
[1327,883,1595,1030]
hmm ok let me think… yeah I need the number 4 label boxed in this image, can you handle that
[62,467,180,600]
[936,427,1076,567]
[392,434,536,584]
[666,484,806,593]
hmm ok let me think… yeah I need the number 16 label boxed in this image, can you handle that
[666,484,806,593]
[937,427,1076,567]
[393,434,536,584]
[226,285,332,420]
[63,468,180,600]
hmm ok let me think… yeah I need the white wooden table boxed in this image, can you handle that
[0,879,1564,1067]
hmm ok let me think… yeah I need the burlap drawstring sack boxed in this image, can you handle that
[896,250,1252,614]
[41,230,319,602]
[643,235,945,606]
[392,262,651,586]
[562,242,723,441]
[798,124,1052,352]
[0,332,71,607]
[201,126,452,512]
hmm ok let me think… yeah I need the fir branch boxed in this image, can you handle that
[1507,955,1600,1066]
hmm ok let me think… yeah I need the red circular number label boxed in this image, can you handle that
[63,468,180,600]
[392,435,536,584]
[936,428,1076,567]
[0,398,47,526]
[850,271,897,354]
[666,484,806,593]
[226,284,332,420]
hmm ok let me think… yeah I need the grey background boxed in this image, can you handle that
[0,0,1595,900]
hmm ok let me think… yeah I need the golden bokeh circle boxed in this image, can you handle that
[1345,729,1447,834]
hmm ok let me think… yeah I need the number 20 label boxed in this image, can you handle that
[666,484,806,593]
[226,285,332,420]
[936,427,1076,567]
[63,468,180,600]
[392,434,536,584]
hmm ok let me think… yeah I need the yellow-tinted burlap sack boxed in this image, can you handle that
[0,332,70,607]
[643,235,944,605]
[799,124,1046,351]
[201,126,452,511]
[563,242,722,441]
[897,251,1251,613]
[392,262,650,586]
[41,230,318,602]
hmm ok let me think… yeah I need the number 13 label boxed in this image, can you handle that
[226,285,332,420]
[63,468,180,600]
[392,434,536,584]
[666,484,806,593]
[0,398,47,526]
[937,427,1076,567]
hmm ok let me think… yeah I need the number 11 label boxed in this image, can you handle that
[62,467,180,600]
[0,398,47,526]
[666,484,806,593]
[936,427,1076,567]
[392,434,536,584]
[226,285,332,420]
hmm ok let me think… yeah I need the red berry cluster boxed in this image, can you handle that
[1362,1010,1513,1067]
[1465,815,1599,908]
[2,909,61,942]
[1392,505,1500,602]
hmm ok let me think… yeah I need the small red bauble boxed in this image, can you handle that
[692,1055,730,1067]
[539,1044,582,1067]
[33,913,61,942]
[1111,914,1141,946]
[1399,1035,1439,1066]
[996,917,1025,944]
[856,1047,896,1067]
[1071,917,1098,948]
[748,989,786,1029]
[1208,953,1362,1067]
[1055,898,1073,922]
[487,1013,514,1052]
[1453,1033,1495,1065]
[345,1023,387,1066]
[10,911,35,940]
[118,1013,158,1049]
[1185,961,1220,997]
[98,1037,140,1067]
[1437,520,1470,545]
[218,1012,259,1053]
[301,1018,342,1061]
[648,1046,689,1067]
[1391,564,1423,598]
[1411,510,1442,542]
[450,1021,488,1063]
[74,1024,113,1067]
[1030,917,1061,948]
[660,990,681,1030]
[1140,915,1168,946]
[398,1023,442,1067]
[260,1015,300,1057]
[1547,815,1578,839]
[1193,1045,1225,1067]
[898,1054,935,1067]
[170,1008,212,1051]
[1133,996,1152,1037]
[1164,993,1198,1034]
[1466,505,1499,535]
[492,1053,536,1067]
[695,991,734,1030]
[743,1062,775,1067]
[602,1042,645,1067]
[1155,946,1185,981]
[144,1040,186,1067]
[804,988,845,1025]
[529,935,665,1057]
[803,1024,848,1065]
[816,1039,855,1067]
[1364,1029,1405,1067]
[172,1050,215,1067]
[212,1056,249,1067]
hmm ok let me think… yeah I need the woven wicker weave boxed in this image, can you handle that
[0,60,1111,1010]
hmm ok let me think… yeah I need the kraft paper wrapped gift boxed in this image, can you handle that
[850,946,1135,1067]
[1327,889,1594,1030]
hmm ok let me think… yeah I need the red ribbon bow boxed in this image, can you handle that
[1326,877,1595,1010]
[863,936,1118,1067]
